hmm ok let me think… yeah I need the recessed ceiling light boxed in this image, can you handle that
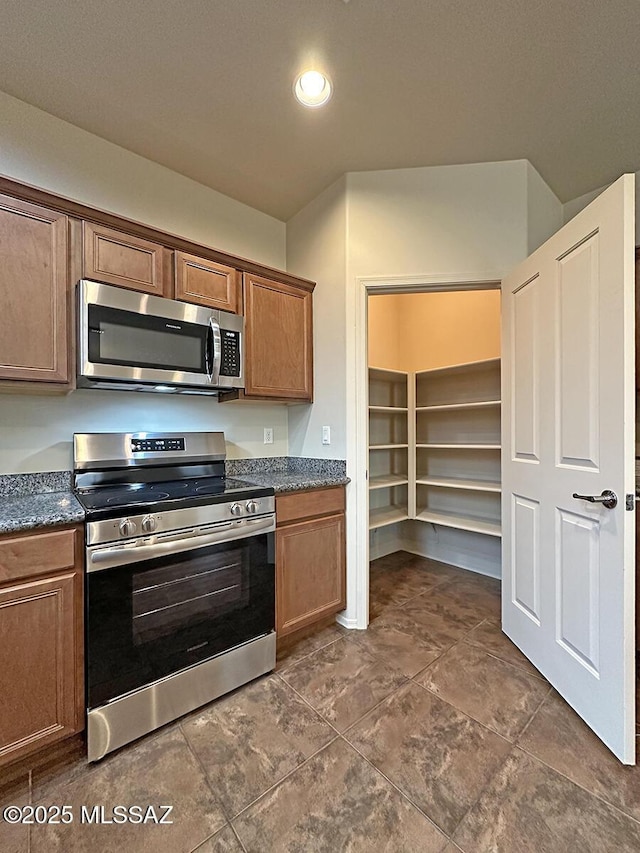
[294,70,332,108]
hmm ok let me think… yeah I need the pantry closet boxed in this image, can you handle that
[368,288,502,578]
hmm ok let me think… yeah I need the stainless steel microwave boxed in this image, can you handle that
[77,280,243,394]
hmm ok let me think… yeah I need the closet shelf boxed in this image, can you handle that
[368,355,501,558]
[415,357,500,378]
[416,400,501,413]
[416,476,501,493]
[369,475,409,490]
[416,508,502,538]
[416,443,501,450]
[369,506,409,530]
[369,367,408,380]
[368,367,410,533]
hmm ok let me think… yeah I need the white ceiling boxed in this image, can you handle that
[1,0,639,220]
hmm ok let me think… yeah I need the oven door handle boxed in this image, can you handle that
[87,514,275,573]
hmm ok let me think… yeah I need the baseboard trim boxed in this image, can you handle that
[336,613,362,630]
[400,539,501,580]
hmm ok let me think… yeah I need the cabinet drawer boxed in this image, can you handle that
[174,252,240,312]
[0,528,78,584]
[83,222,166,296]
[276,487,345,525]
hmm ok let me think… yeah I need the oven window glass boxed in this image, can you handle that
[131,547,249,644]
[86,533,274,708]
[88,304,206,373]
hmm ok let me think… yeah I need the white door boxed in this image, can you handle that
[502,174,636,763]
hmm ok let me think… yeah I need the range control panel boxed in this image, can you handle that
[131,437,186,453]
[220,330,241,377]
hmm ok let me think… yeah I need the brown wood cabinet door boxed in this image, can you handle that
[244,274,313,400]
[276,513,346,636]
[0,569,83,767]
[83,221,166,295]
[0,195,69,383]
[174,252,240,312]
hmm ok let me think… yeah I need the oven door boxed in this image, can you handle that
[78,279,219,389]
[86,520,275,709]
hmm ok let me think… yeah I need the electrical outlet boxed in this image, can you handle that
[263,427,273,445]
[322,425,331,445]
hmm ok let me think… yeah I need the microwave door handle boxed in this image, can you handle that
[205,321,213,381]
[209,317,221,383]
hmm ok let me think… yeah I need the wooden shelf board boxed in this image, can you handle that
[369,443,409,450]
[416,400,501,413]
[415,509,502,537]
[415,357,501,378]
[369,367,409,379]
[369,405,409,413]
[369,475,409,490]
[416,477,501,493]
[369,506,409,530]
[416,443,501,450]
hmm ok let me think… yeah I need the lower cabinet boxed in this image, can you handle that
[275,487,346,637]
[0,526,84,768]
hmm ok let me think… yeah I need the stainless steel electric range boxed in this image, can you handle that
[73,431,276,762]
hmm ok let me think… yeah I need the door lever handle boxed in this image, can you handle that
[572,490,618,509]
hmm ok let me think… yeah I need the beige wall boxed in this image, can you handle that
[0,93,288,473]
[368,290,501,371]
[287,177,347,458]
[367,295,404,370]
[0,92,285,266]
[563,171,639,245]
[526,162,563,254]
[286,159,539,460]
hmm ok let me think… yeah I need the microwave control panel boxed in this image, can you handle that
[220,330,241,377]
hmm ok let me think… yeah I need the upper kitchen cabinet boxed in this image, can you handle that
[174,252,240,313]
[242,273,314,401]
[82,221,168,296]
[0,194,70,385]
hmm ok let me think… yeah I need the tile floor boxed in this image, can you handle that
[3,550,640,851]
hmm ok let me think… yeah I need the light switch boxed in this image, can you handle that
[322,426,331,445]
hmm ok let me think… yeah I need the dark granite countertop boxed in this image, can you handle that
[0,457,348,533]
[226,456,349,494]
[233,472,350,494]
[0,491,85,535]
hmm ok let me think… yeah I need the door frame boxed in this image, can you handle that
[343,271,503,631]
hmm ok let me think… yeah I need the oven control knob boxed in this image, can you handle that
[230,502,243,516]
[119,518,137,538]
[141,515,157,533]
[245,500,258,514]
